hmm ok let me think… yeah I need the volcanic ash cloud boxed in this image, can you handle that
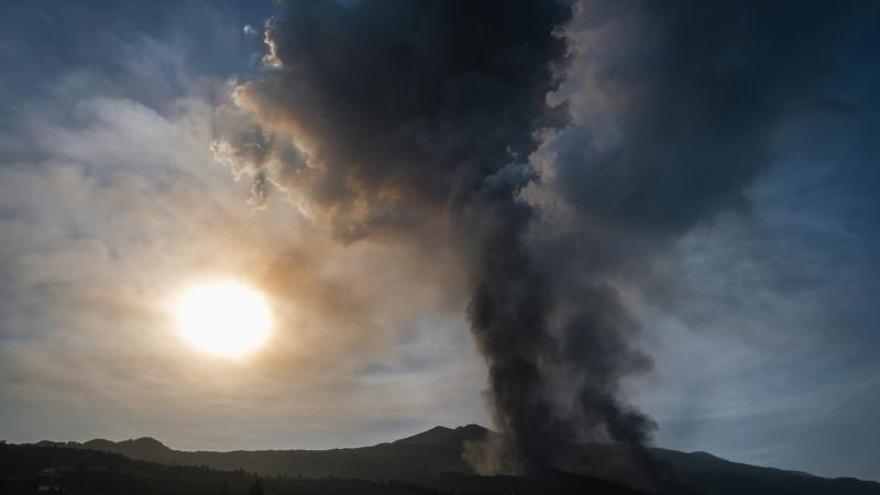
[213,0,859,476]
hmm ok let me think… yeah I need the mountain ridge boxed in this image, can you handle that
[32,425,880,495]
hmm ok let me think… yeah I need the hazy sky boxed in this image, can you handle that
[0,0,878,483]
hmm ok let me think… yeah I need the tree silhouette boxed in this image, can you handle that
[249,478,263,495]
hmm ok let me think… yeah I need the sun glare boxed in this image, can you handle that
[174,281,272,359]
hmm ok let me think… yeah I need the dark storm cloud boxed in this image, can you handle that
[215,0,869,477]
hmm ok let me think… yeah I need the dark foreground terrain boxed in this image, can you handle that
[0,442,642,495]
[12,425,880,495]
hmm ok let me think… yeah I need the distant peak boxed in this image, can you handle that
[82,438,115,448]
[690,450,721,460]
[393,426,452,445]
[457,424,489,433]
[117,437,172,454]
[74,436,173,459]
[426,426,453,433]
[394,424,490,445]
[127,437,166,446]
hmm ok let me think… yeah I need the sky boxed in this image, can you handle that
[0,0,878,483]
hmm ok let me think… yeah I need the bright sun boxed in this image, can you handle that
[174,281,272,359]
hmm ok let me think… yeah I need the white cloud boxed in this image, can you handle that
[0,59,487,450]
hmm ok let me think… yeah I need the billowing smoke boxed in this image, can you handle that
[213,0,859,476]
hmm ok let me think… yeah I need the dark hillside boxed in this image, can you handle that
[0,442,646,495]
[30,425,880,495]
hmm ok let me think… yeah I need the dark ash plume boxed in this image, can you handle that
[213,0,863,479]
[517,0,860,477]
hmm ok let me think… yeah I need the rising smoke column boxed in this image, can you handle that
[214,0,861,475]
[518,0,859,469]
